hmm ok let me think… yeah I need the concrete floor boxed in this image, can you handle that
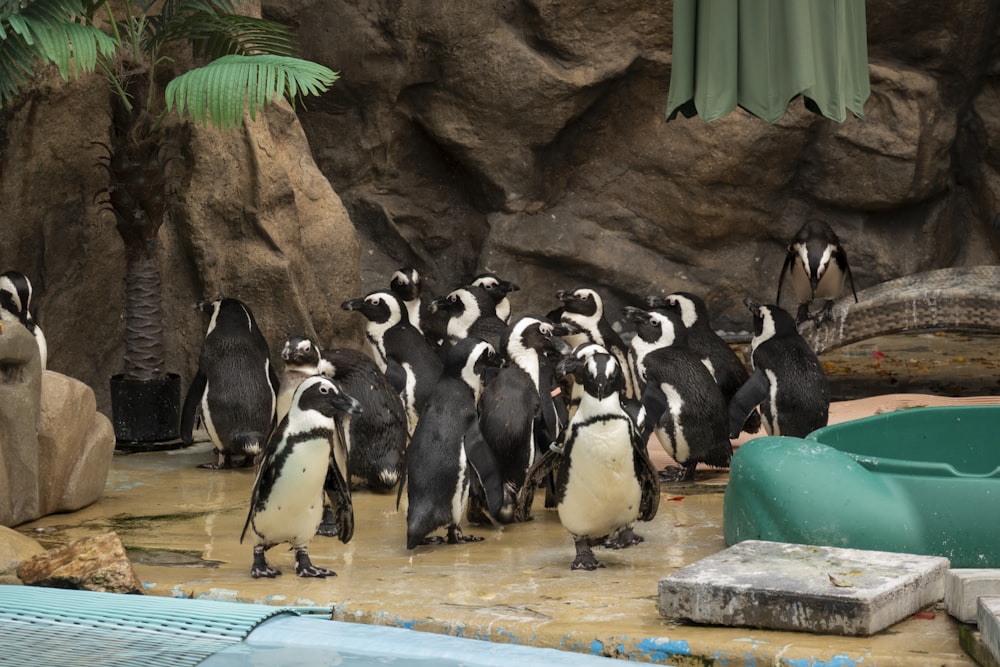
[6,331,997,665]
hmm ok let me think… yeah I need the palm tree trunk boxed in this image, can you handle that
[123,245,165,381]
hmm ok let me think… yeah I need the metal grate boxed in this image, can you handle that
[0,585,312,666]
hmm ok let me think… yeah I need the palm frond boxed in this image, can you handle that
[164,53,337,130]
[158,11,298,59]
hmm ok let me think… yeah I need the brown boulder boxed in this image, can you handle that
[16,532,144,595]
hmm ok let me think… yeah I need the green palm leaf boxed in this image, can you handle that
[164,53,337,130]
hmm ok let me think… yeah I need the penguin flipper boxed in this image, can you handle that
[846,262,859,303]
[240,439,281,544]
[515,448,560,522]
[463,422,505,518]
[631,429,661,522]
[180,369,207,444]
[323,456,354,544]
[776,251,795,305]
[636,382,669,441]
[728,368,770,439]
[383,358,407,394]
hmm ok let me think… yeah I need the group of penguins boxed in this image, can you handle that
[0,218,858,576]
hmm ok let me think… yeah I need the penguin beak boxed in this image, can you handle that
[622,306,650,325]
[341,298,365,312]
[334,392,363,416]
[643,295,668,310]
[743,297,762,313]
[546,334,572,357]
[501,280,520,294]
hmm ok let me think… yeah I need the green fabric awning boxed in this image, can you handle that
[666,0,870,123]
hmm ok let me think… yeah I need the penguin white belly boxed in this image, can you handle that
[789,261,814,302]
[450,445,470,525]
[252,440,330,546]
[558,420,641,538]
[200,380,221,448]
[814,265,847,300]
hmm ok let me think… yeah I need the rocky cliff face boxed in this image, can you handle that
[277,0,1000,332]
[1,0,999,415]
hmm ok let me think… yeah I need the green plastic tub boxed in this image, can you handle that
[723,405,1000,567]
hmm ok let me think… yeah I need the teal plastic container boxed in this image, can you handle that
[723,405,1000,567]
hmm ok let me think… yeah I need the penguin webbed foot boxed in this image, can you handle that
[199,452,253,470]
[250,546,281,578]
[294,548,335,578]
[603,526,644,550]
[571,538,605,571]
[316,513,339,538]
[810,300,836,327]
[795,303,811,325]
[447,525,484,544]
[658,463,696,483]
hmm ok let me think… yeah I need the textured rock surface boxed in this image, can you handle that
[281,0,1000,332]
[16,532,144,594]
[0,526,45,573]
[0,321,114,527]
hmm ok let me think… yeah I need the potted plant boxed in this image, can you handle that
[0,0,337,448]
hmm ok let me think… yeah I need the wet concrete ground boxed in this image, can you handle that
[5,332,997,665]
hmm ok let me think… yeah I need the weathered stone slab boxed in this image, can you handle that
[979,597,1000,666]
[658,540,949,636]
[946,569,1000,623]
[16,532,144,594]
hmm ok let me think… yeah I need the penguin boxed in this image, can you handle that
[554,287,639,406]
[180,297,279,469]
[475,316,571,522]
[430,284,508,351]
[644,292,761,435]
[777,219,858,325]
[728,298,830,439]
[389,267,426,334]
[0,270,47,370]
[624,305,733,482]
[342,290,443,432]
[516,344,659,570]
[325,346,408,493]
[241,375,362,578]
[470,272,520,324]
[276,336,333,423]
[403,337,506,549]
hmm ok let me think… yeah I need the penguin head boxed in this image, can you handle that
[342,290,406,326]
[0,271,35,326]
[744,298,798,346]
[623,306,685,348]
[389,267,422,302]
[200,297,258,336]
[445,337,498,389]
[471,272,520,305]
[790,220,842,291]
[644,292,706,330]
[281,336,321,368]
[502,316,572,361]
[555,287,602,318]
[292,375,362,421]
[570,347,622,402]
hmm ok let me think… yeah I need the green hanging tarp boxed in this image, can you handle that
[666,0,870,123]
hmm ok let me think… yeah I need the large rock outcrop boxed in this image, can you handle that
[0,322,114,527]
[278,0,1000,332]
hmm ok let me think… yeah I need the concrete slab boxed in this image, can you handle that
[658,540,950,636]
[979,597,1000,666]
[947,569,1000,623]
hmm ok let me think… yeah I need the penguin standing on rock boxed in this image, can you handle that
[342,290,443,431]
[625,306,733,482]
[777,220,858,325]
[0,270,47,370]
[325,347,408,493]
[644,292,760,435]
[241,375,361,578]
[181,298,279,469]
[403,337,505,549]
[517,345,659,570]
[728,298,830,439]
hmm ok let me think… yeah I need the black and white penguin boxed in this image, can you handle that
[403,337,505,549]
[644,292,760,435]
[430,284,508,351]
[342,290,443,432]
[0,270,47,370]
[180,297,279,469]
[389,267,426,334]
[475,316,570,522]
[276,336,333,423]
[470,272,520,324]
[624,306,733,482]
[517,344,659,570]
[777,220,858,324]
[728,298,830,438]
[325,346,408,493]
[241,375,362,578]
[555,287,638,402]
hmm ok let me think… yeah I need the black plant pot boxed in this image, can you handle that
[110,372,185,452]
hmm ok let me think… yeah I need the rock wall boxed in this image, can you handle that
[276,0,1000,332]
